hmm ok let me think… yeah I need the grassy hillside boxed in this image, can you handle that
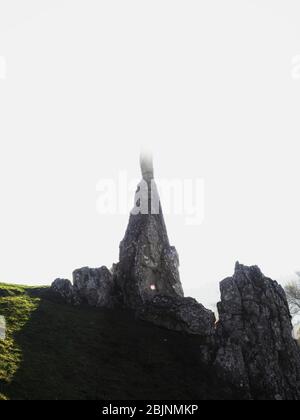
[0,283,229,400]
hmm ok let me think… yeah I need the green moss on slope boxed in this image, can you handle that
[0,283,227,400]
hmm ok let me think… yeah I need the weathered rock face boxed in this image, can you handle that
[72,266,114,308]
[50,260,300,399]
[137,295,216,339]
[51,267,114,308]
[51,279,74,304]
[215,262,300,400]
[213,342,251,400]
[114,154,184,309]
[49,154,300,399]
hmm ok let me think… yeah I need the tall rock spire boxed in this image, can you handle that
[114,152,184,308]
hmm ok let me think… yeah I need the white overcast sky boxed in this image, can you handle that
[0,0,300,309]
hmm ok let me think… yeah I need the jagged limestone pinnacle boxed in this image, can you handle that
[114,150,184,308]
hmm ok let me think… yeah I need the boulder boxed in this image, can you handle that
[72,266,114,308]
[50,267,114,309]
[137,294,216,338]
[51,278,74,303]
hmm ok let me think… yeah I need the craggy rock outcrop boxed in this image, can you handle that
[215,262,300,400]
[51,267,114,308]
[137,294,216,339]
[72,266,114,308]
[51,260,300,399]
[51,278,74,304]
[114,152,184,309]
[50,154,300,399]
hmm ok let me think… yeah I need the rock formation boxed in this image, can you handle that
[50,154,300,400]
[136,295,216,339]
[214,262,300,400]
[113,151,184,308]
[52,266,113,308]
[73,266,113,307]
[51,278,74,304]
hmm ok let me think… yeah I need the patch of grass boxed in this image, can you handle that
[0,283,26,298]
[0,288,39,387]
[0,283,228,400]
